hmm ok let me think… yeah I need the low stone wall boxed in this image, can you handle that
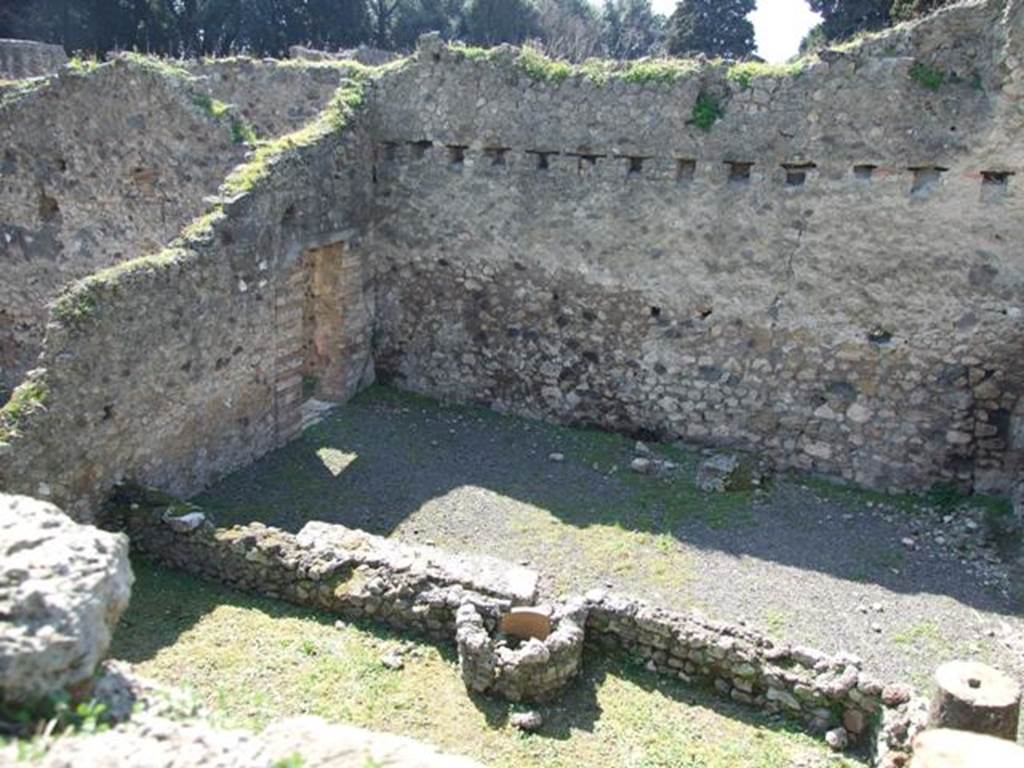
[123,496,538,640]
[0,39,66,79]
[119,487,927,755]
[456,598,587,703]
[584,589,886,744]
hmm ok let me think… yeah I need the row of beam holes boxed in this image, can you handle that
[390,141,1015,196]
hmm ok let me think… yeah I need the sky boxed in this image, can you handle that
[649,0,822,62]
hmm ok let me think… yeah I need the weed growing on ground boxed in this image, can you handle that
[0,693,112,760]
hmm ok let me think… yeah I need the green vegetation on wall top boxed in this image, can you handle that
[726,60,806,89]
[0,380,49,443]
[49,73,369,331]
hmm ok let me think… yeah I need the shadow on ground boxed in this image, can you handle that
[111,555,866,766]
[194,386,1020,622]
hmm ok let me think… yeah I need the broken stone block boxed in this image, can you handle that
[0,494,133,705]
[696,454,758,492]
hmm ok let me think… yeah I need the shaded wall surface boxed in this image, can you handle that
[368,0,1024,492]
[0,61,243,393]
[1,0,1022,522]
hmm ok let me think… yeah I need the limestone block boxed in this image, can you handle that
[0,494,133,704]
[927,661,1021,741]
[911,728,1024,768]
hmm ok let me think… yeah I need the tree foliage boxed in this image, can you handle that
[601,0,666,60]
[806,0,890,42]
[890,0,954,22]
[462,0,541,46]
[0,0,673,60]
[666,0,755,59]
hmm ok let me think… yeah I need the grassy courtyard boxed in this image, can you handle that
[110,557,860,768]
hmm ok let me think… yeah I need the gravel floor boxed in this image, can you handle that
[197,386,1024,693]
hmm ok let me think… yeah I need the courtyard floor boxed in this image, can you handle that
[110,385,1024,765]
[195,385,1024,689]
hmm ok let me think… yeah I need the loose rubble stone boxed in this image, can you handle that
[509,710,544,732]
[0,494,133,705]
[696,454,759,493]
[825,727,849,751]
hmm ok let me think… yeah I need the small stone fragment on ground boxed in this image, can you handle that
[696,453,761,492]
[824,727,848,751]
[380,651,405,671]
[510,710,543,733]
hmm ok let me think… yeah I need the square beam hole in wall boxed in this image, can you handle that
[447,144,468,167]
[782,162,816,187]
[484,147,510,167]
[626,156,646,175]
[854,164,878,181]
[676,158,696,184]
[981,170,1013,201]
[909,165,948,197]
[410,140,433,159]
[528,150,557,171]
[380,141,399,162]
[569,152,604,175]
[726,161,754,184]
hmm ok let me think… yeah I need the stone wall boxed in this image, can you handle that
[121,494,539,638]
[366,0,1024,493]
[0,39,66,79]
[584,589,886,742]
[0,59,243,393]
[1,0,1022,522]
[456,599,587,703]
[0,74,376,521]
[116,487,922,754]
[184,58,362,139]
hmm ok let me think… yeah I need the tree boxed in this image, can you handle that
[806,0,890,42]
[536,0,602,62]
[601,0,665,59]
[391,0,462,49]
[462,0,541,46]
[666,0,755,59]
[890,0,953,22]
[305,0,372,50]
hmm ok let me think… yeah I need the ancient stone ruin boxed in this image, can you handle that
[2,0,1024,765]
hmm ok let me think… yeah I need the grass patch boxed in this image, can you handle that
[0,694,113,761]
[620,58,698,85]
[0,380,49,442]
[450,44,494,62]
[909,62,945,91]
[221,77,365,197]
[52,247,191,328]
[117,52,191,79]
[67,56,102,75]
[196,385,754,604]
[50,72,365,330]
[516,46,573,83]
[690,92,723,132]
[0,76,54,109]
[190,92,258,144]
[726,61,805,89]
[107,556,859,768]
